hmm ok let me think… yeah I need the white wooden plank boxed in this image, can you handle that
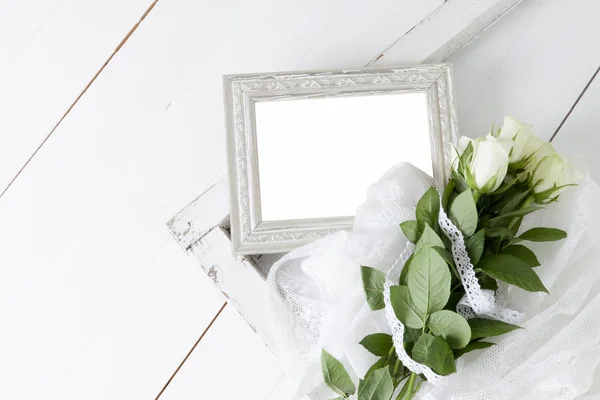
[0,0,153,193]
[190,227,277,350]
[445,0,600,141]
[552,72,600,181]
[167,178,229,251]
[372,0,524,66]
[158,305,283,400]
[264,373,301,400]
[0,0,440,398]
[296,0,443,69]
[52,240,226,400]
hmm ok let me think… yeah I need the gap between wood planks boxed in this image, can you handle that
[0,0,160,199]
[155,302,228,399]
[550,65,600,143]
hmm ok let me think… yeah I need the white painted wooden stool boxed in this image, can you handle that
[167,0,523,365]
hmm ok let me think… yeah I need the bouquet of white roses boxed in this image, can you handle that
[317,116,584,400]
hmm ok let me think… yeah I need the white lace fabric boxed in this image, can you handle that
[266,163,600,400]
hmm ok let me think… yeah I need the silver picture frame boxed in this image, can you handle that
[224,64,459,255]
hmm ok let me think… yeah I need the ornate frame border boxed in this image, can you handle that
[224,65,459,255]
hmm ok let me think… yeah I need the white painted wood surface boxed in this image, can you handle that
[0,0,446,399]
[2,0,598,398]
[372,0,524,65]
[158,305,284,400]
[0,0,153,194]
[553,71,600,181]
[446,0,600,142]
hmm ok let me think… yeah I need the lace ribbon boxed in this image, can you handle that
[438,204,523,324]
[382,199,523,385]
[383,242,445,385]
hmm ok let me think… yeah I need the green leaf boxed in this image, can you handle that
[412,334,456,375]
[406,246,452,321]
[432,246,455,269]
[404,327,422,346]
[491,189,531,213]
[454,341,494,358]
[500,245,540,267]
[465,229,486,266]
[361,266,386,310]
[452,169,469,193]
[321,350,356,396]
[400,220,422,243]
[484,237,502,256]
[477,254,548,293]
[399,255,412,286]
[364,357,387,382]
[426,310,472,349]
[414,224,445,254]
[484,227,514,240]
[479,274,498,291]
[390,286,424,329]
[445,291,465,312]
[485,206,543,227]
[442,179,456,212]
[357,367,394,400]
[416,187,440,230]
[360,333,394,357]
[517,227,567,242]
[449,189,478,237]
[534,184,577,203]
[468,318,521,340]
[432,246,459,280]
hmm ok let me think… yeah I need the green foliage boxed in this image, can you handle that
[426,310,471,349]
[454,341,494,358]
[406,246,451,321]
[414,224,445,253]
[357,367,394,400]
[442,179,456,212]
[478,254,548,292]
[390,286,424,329]
[515,227,567,243]
[400,220,421,243]
[449,189,478,237]
[416,187,441,230]
[465,229,486,266]
[360,334,394,357]
[321,350,356,397]
[412,334,456,375]
[361,266,386,310]
[468,318,521,339]
[500,245,540,267]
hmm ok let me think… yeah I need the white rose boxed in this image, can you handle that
[498,116,535,163]
[522,134,544,159]
[466,135,511,193]
[530,146,583,199]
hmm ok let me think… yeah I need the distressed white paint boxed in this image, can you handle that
[371,0,524,65]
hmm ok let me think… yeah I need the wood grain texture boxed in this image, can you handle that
[0,0,448,398]
[157,305,284,400]
[0,0,152,193]
[373,0,524,65]
[446,0,600,141]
